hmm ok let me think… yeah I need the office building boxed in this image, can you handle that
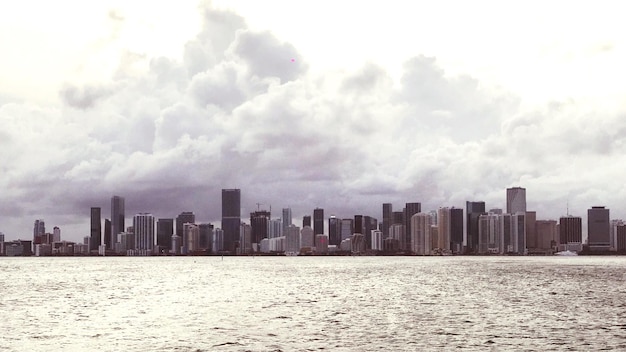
[303,215,311,228]
[450,207,464,253]
[285,225,300,254]
[90,208,101,251]
[250,210,271,244]
[525,211,537,249]
[559,216,582,249]
[478,213,502,254]
[199,223,214,251]
[183,223,200,254]
[157,218,174,250]
[133,213,155,252]
[300,226,314,249]
[213,228,224,254]
[315,234,329,254]
[340,218,354,242]
[222,189,241,254]
[110,196,125,250]
[389,223,405,250]
[282,208,292,234]
[535,220,558,252]
[33,219,45,247]
[239,223,252,254]
[103,220,111,249]
[382,203,393,240]
[371,229,383,251]
[437,207,450,251]
[404,202,421,251]
[268,218,282,239]
[52,226,61,242]
[176,212,196,239]
[411,213,432,255]
[506,187,527,214]
[588,206,610,251]
[328,215,341,246]
[466,201,486,253]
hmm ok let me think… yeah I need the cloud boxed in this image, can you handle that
[2,3,625,242]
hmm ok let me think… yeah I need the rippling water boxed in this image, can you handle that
[2,256,626,351]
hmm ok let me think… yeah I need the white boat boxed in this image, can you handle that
[555,250,578,256]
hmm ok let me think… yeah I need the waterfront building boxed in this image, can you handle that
[437,207,451,251]
[103,220,111,249]
[404,202,421,251]
[285,225,300,254]
[616,225,626,252]
[511,212,526,254]
[328,215,341,246]
[212,228,224,254]
[313,208,324,237]
[535,220,558,252]
[410,213,432,255]
[250,210,270,245]
[588,206,610,251]
[382,203,393,241]
[559,216,583,251]
[133,213,155,252]
[371,229,383,251]
[525,211,537,250]
[506,187,527,214]
[282,208,292,235]
[176,212,195,239]
[33,219,45,248]
[110,196,125,250]
[239,223,252,254]
[302,215,311,228]
[157,218,174,250]
[340,218,354,242]
[300,226,314,250]
[268,218,282,239]
[183,223,200,254]
[478,213,503,254]
[90,208,101,251]
[450,207,464,254]
[222,189,241,254]
[53,226,61,242]
[315,234,329,254]
[351,233,365,254]
[466,201,486,253]
[610,219,624,251]
[198,223,213,251]
[389,223,405,251]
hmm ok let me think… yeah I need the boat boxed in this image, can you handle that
[555,250,578,256]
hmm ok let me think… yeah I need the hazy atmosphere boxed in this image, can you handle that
[1,0,625,242]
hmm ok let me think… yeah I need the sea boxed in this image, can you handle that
[1,256,626,351]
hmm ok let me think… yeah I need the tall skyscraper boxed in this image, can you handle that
[33,219,45,246]
[222,189,241,254]
[282,208,292,234]
[250,210,271,244]
[525,211,537,249]
[559,216,582,250]
[382,203,393,239]
[157,218,174,250]
[588,206,610,251]
[437,207,451,251]
[535,220,558,251]
[506,187,527,214]
[90,208,101,251]
[466,201,486,253]
[110,196,125,250]
[183,222,200,253]
[52,226,61,242]
[411,213,432,255]
[450,207,464,253]
[313,208,324,236]
[133,213,155,251]
[199,223,214,251]
[104,219,111,249]
[404,202,421,251]
[340,218,354,242]
[302,215,311,228]
[176,212,196,239]
[328,215,341,246]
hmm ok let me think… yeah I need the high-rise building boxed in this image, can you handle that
[285,225,300,254]
[222,189,241,254]
[110,196,125,250]
[535,220,558,251]
[103,219,111,249]
[410,213,432,255]
[610,219,624,251]
[213,228,224,253]
[302,215,311,228]
[450,207,464,253]
[282,208,292,234]
[340,218,354,241]
[588,206,610,251]
[300,226,314,249]
[389,224,405,250]
[313,208,324,237]
[52,226,61,243]
[183,223,200,253]
[437,207,451,251]
[199,223,214,251]
[133,213,155,251]
[250,210,270,244]
[268,218,282,239]
[382,203,393,240]
[511,212,526,254]
[466,201,486,253]
[371,230,383,251]
[328,215,341,246]
[90,208,101,251]
[559,216,582,246]
[525,211,537,249]
[157,218,174,250]
[478,213,502,254]
[404,202,421,251]
[33,219,45,247]
[176,212,196,239]
[616,225,626,252]
[506,187,527,214]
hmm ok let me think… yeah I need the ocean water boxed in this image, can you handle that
[1,256,626,351]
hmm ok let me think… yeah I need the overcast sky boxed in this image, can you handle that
[1,1,625,242]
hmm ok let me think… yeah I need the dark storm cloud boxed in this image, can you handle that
[2,3,625,241]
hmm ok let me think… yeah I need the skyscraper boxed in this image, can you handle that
[559,216,582,245]
[250,210,271,244]
[33,219,45,247]
[588,206,610,251]
[104,219,111,249]
[313,208,324,236]
[506,187,527,214]
[437,207,451,251]
[90,208,101,251]
[52,226,61,242]
[176,212,195,239]
[382,203,393,240]
[450,207,464,253]
[302,215,311,228]
[222,189,241,254]
[328,215,341,246]
[133,213,155,252]
[282,208,292,234]
[157,218,174,250]
[466,201,486,253]
[404,202,421,251]
[110,196,125,250]
[199,223,214,251]
[411,213,432,255]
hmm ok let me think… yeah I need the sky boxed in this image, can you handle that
[1,0,626,242]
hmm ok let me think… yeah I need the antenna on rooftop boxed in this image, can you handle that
[256,203,262,211]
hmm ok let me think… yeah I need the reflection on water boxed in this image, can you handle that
[1,256,626,351]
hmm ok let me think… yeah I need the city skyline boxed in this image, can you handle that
[2,2,626,241]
